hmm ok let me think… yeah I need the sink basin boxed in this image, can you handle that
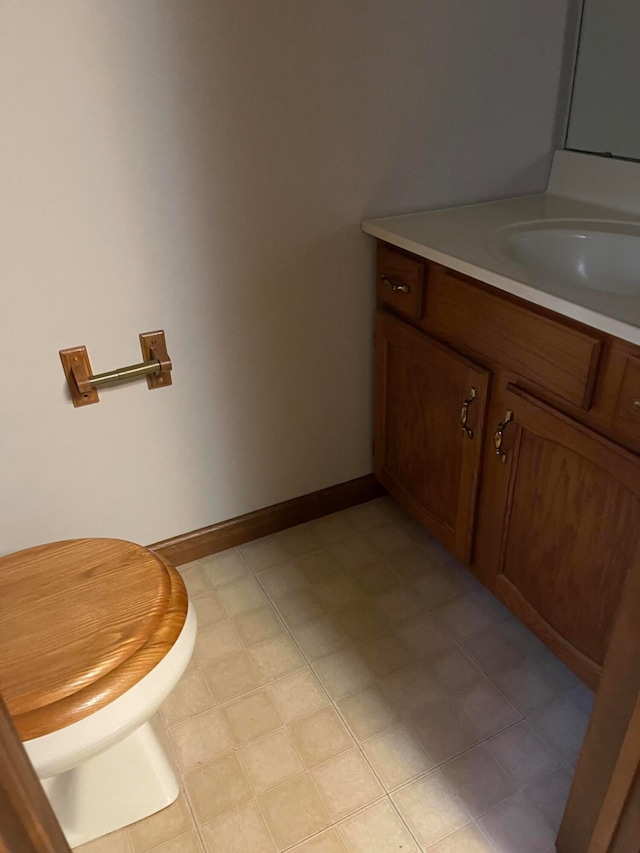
[496,220,640,295]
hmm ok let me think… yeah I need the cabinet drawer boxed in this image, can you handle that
[426,268,602,409]
[376,243,424,320]
[613,356,640,441]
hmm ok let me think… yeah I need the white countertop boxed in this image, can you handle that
[362,152,640,345]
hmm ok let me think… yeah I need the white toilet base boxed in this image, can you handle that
[41,718,179,848]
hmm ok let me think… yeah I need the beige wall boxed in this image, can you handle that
[1,2,573,553]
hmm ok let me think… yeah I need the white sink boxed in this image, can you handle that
[496,219,640,295]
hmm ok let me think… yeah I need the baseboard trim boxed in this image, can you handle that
[150,474,385,566]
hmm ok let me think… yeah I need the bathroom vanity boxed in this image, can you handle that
[363,151,640,690]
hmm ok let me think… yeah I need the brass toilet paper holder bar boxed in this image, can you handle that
[60,331,172,407]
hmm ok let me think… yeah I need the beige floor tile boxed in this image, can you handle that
[441,744,517,817]
[395,614,457,662]
[434,597,498,641]
[366,521,416,555]
[478,793,557,853]
[168,709,233,772]
[485,722,562,789]
[362,723,434,791]
[291,618,350,661]
[373,585,425,625]
[149,831,204,853]
[289,706,354,768]
[313,573,365,611]
[310,512,357,546]
[337,685,400,742]
[290,828,349,852]
[258,563,310,600]
[233,605,283,647]
[312,748,383,820]
[426,648,484,696]
[343,500,394,533]
[259,773,331,849]
[313,649,374,700]
[184,752,252,823]
[267,670,328,723]
[569,683,595,715]
[239,535,289,573]
[202,651,261,704]
[455,679,521,740]
[427,824,494,853]
[178,564,207,599]
[385,544,433,582]
[529,697,590,763]
[160,668,215,726]
[191,593,226,628]
[295,550,344,583]
[201,802,276,853]
[194,621,242,668]
[221,690,282,746]
[277,523,324,558]
[410,698,481,764]
[410,566,465,610]
[239,729,305,794]
[200,549,248,590]
[276,589,326,627]
[201,801,276,853]
[492,617,548,659]
[338,799,420,853]
[75,828,132,853]
[523,768,573,834]
[462,623,526,676]
[358,633,412,678]
[128,794,193,852]
[531,649,583,694]
[327,536,379,572]
[471,588,514,622]
[217,576,269,616]
[392,771,470,848]
[352,560,401,594]
[248,634,306,682]
[492,659,564,714]
[333,599,387,643]
[380,663,444,718]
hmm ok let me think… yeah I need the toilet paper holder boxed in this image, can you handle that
[60,330,172,407]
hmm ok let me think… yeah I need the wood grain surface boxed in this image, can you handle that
[425,266,602,409]
[0,540,188,740]
[489,386,640,684]
[374,310,489,563]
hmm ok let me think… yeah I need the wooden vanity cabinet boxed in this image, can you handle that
[374,241,640,689]
[374,310,489,563]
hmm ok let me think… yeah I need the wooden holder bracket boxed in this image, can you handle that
[59,330,172,407]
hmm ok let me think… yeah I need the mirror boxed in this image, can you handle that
[566,0,640,161]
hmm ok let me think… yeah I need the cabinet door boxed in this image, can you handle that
[484,385,640,687]
[374,310,489,562]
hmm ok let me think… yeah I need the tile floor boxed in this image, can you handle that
[76,497,595,853]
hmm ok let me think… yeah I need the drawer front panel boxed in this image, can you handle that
[376,243,424,320]
[426,269,602,409]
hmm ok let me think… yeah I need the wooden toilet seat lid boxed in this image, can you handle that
[0,538,187,740]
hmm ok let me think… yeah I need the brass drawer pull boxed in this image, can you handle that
[382,274,411,294]
[494,410,513,463]
[460,387,478,438]
[633,400,640,411]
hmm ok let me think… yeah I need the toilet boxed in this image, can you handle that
[0,538,197,848]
